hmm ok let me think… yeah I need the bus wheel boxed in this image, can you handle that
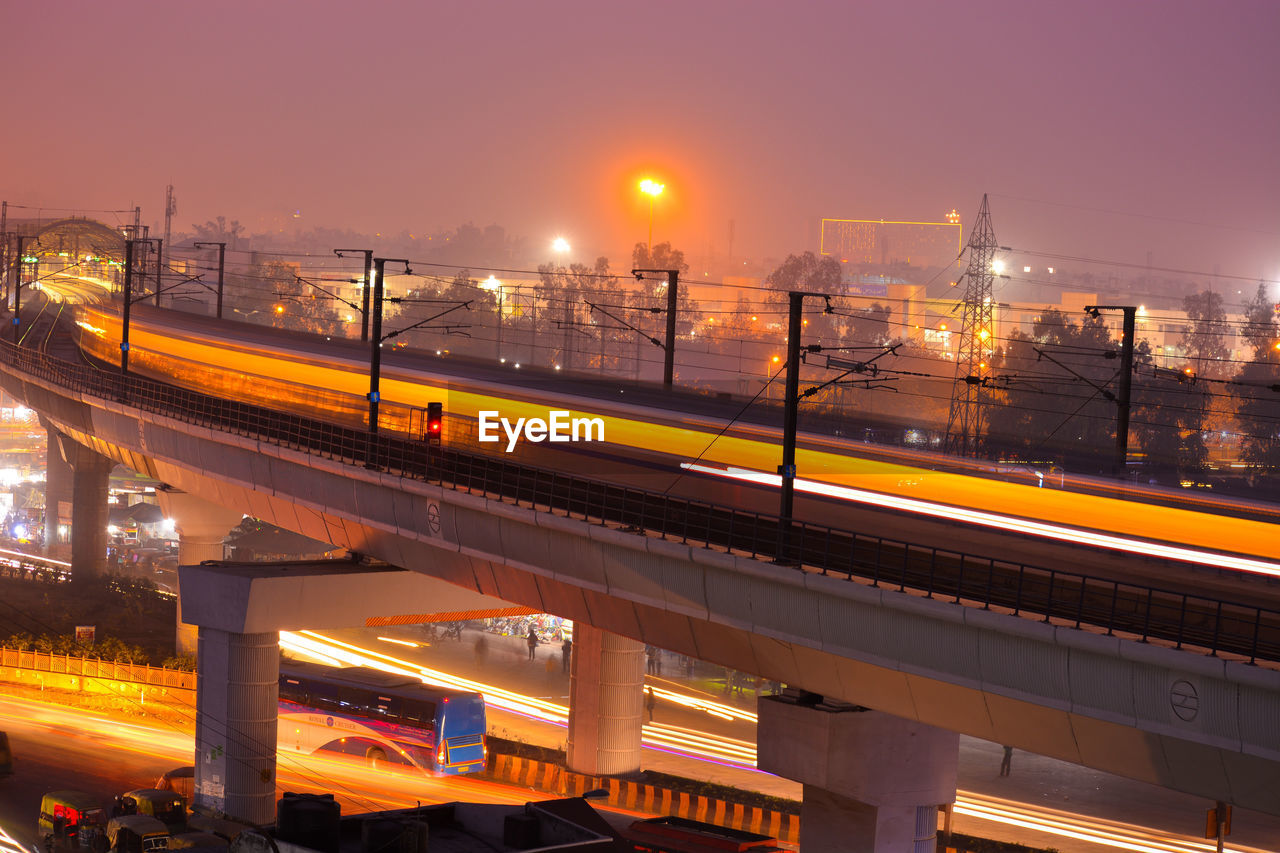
[365,746,387,769]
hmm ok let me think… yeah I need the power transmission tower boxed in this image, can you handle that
[164,184,176,247]
[944,194,1000,456]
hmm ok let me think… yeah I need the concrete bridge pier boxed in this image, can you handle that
[565,623,646,776]
[154,488,244,656]
[179,559,524,823]
[51,431,112,583]
[758,695,958,853]
[195,626,279,823]
[42,422,73,556]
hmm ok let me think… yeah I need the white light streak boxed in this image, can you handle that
[682,464,1280,579]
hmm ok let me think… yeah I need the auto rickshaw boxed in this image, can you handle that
[0,730,12,777]
[106,815,168,853]
[118,788,187,833]
[37,790,107,852]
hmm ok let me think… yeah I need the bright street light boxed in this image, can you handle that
[639,179,665,250]
[551,237,571,255]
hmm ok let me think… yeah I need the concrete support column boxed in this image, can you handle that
[757,696,959,853]
[155,489,244,657]
[194,626,278,824]
[56,436,113,584]
[565,623,645,776]
[43,424,73,556]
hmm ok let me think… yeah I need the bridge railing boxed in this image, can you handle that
[3,339,1278,664]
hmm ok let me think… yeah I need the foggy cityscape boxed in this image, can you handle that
[1,3,1279,853]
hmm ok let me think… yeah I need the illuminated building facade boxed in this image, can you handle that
[820,212,963,270]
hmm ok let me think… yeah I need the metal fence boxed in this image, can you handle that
[3,338,1278,664]
[0,645,195,689]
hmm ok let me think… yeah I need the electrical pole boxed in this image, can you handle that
[334,249,373,341]
[632,268,681,389]
[11,234,33,345]
[194,242,226,318]
[154,238,163,307]
[1087,305,1137,477]
[779,292,805,531]
[368,257,411,434]
[945,194,1001,457]
[121,239,135,373]
[0,201,8,308]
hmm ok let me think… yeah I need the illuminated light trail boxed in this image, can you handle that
[0,822,28,853]
[954,795,1267,853]
[282,633,1278,852]
[684,463,1280,580]
[4,677,1273,851]
[281,631,759,767]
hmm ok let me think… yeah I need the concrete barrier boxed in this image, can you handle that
[479,750,802,845]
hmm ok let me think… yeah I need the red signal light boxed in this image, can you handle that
[426,402,443,445]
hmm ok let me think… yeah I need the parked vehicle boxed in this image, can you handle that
[0,730,12,777]
[106,815,168,853]
[116,789,186,833]
[37,790,107,852]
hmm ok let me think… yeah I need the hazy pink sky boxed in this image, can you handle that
[5,0,1278,282]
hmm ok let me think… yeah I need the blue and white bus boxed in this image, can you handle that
[278,661,487,776]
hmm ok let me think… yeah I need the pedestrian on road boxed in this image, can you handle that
[561,638,573,673]
[474,634,488,667]
[645,686,656,722]
[526,626,539,661]
[1000,745,1013,777]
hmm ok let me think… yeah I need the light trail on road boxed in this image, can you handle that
[284,631,1277,853]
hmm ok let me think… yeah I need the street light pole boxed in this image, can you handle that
[368,257,411,434]
[194,242,226,319]
[335,249,373,342]
[639,179,664,252]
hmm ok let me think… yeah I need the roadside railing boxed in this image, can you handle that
[0,644,195,689]
[3,338,1278,664]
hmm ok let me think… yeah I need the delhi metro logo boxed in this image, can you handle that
[478,410,605,452]
[1170,680,1199,722]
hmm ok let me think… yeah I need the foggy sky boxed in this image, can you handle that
[5,0,1278,286]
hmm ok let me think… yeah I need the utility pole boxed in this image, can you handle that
[121,239,136,373]
[194,242,226,318]
[945,194,1002,457]
[1087,305,1137,477]
[154,238,163,306]
[779,292,805,530]
[367,257,411,434]
[632,268,681,389]
[334,249,373,341]
[11,234,33,345]
[0,201,7,308]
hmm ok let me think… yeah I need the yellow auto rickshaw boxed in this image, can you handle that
[106,814,168,853]
[37,790,107,852]
[119,788,187,833]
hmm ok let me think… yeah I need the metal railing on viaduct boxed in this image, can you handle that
[3,338,1279,665]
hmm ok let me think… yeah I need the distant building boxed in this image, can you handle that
[820,214,963,270]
